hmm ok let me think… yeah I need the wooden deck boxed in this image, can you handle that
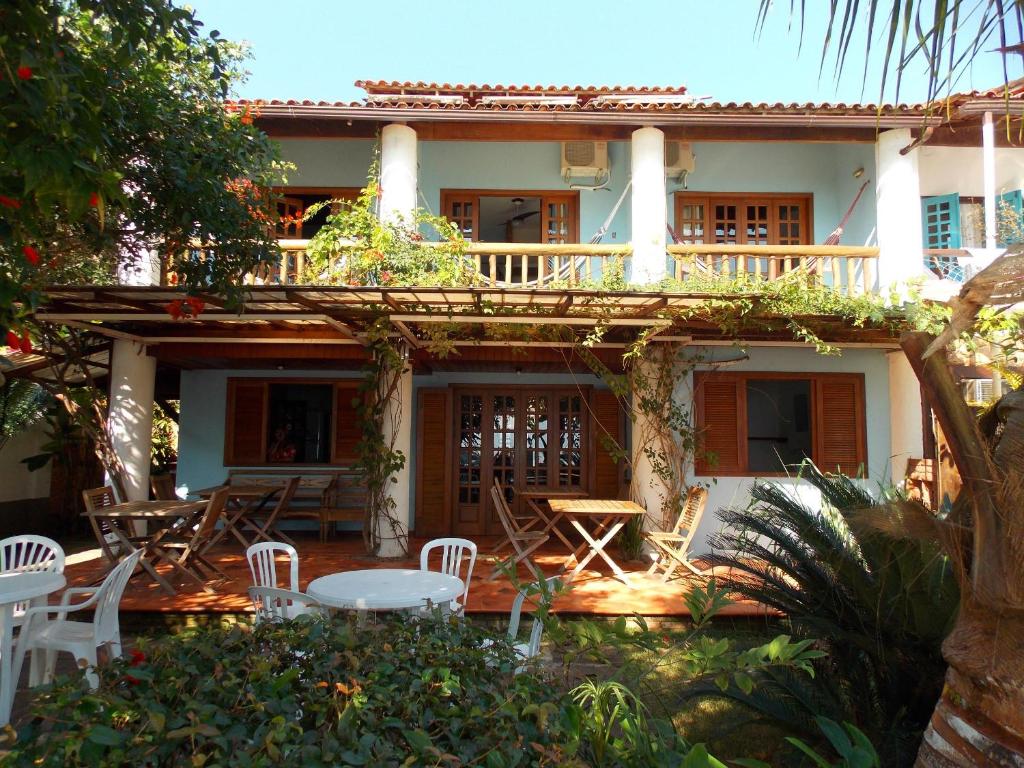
[61,534,770,619]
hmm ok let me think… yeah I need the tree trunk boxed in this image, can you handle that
[901,332,1024,766]
[916,604,1024,766]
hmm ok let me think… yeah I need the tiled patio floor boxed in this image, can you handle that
[60,534,769,618]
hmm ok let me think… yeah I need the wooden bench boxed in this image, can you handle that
[226,468,366,542]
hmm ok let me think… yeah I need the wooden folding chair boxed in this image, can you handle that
[240,477,301,547]
[645,486,709,581]
[151,487,231,593]
[82,486,145,562]
[489,479,549,581]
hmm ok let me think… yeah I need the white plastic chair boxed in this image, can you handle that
[246,542,315,619]
[248,586,320,625]
[19,548,143,689]
[0,536,65,628]
[419,537,477,615]
[483,578,556,674]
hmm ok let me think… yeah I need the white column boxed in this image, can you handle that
[887,350,924,485]
[875,128,925,294]
[108,339,157,502]
[630,127,667,285]
[380,123,418,225]
[378,354,413,558]
[630,361,671,535]
[983,111,997,249]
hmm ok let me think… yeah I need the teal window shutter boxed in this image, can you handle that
[997,190,1023,245]
[921,194,962,249]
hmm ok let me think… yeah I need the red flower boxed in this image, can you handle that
[123,674,140,686]
[185,297,205,316]
[166,299,184,320]
[380,270,392,283]
[0,196,21,210]
[16,66,32,81]
[89,192,99,207]
[129,649,146,667]
[22,245,39,265]
[19,332,31,354]
[5,331,18,349]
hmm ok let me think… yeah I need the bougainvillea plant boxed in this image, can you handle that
[0,0,285,346]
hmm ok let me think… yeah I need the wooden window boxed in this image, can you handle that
[675,193,812,246]
[441,190,579,243]
[223,378,361,466]
[694,371,866,476]
[414,388,451,537]
[272,187,360,239]
[557,393,585,487]
[921,194,961,250]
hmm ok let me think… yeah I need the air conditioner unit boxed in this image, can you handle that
[561,141,609,182]
[665,141,695,178]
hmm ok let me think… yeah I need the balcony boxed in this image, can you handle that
[232,240,881,296]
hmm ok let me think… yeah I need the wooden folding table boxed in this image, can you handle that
[516,489,588,554]
[546,499,647,588]
[83,500,206,595]
[196,484,284,549]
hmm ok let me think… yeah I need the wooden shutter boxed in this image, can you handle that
[590,389,624,498]
[224,380,267,465]
[414,388,451,537]
[331,382,362,465]
[998,190,1023,245]
[694,372,743,475]
[815,375,866,476]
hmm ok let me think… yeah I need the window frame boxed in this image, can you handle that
[271,186,362,239]
[223,377,361,467]
[693,370,867,477]
[440,189,581,243]
[673,192,814,245]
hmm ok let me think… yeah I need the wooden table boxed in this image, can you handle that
[547,499,647,588]
[517,489,588,554]
[196,484,284,549]
[83,500,206,595]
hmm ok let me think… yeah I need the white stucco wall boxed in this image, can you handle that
[0,423,51,502]
[918,146,1024,197]
[682,346,892,553]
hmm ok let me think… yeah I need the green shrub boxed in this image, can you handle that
[4,614,591,767]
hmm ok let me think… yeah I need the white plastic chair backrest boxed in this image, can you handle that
[508,577,557,659]
[0,535,65,575]
[246,542,300,592]
[248,586,318,624]
[93,548,143,644]
[420,538,477,608]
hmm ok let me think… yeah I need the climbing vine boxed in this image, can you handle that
[354,319,409,557]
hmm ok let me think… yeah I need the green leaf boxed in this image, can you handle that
[86,724,124,746]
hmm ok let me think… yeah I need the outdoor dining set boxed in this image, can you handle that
[0,474,709,728]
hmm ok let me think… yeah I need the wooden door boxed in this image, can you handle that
[541,193,578,244]
[442,193,479,241]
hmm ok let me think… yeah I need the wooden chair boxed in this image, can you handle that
[150,474,178,501]
[240,477,301,547]
[489,479,549,581]
[492,486,543,554]
[82,486,143,561]
[151,487,231,592]
[420,538,477,616]
[646,486,709,581]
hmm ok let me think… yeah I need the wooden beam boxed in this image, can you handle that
[379,291,406,312]
[554,295,574,316]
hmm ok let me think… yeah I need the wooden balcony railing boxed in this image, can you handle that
[228,240,881,296]
[667,244,880,296]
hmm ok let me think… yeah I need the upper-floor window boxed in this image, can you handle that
[441,190,579,244]
[674,193,812,245]
[922,191,1023,250]
[274,187,360,239]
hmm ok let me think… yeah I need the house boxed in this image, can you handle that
[28,79,1024,555]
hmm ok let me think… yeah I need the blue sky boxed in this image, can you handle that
[188,0,1015,104]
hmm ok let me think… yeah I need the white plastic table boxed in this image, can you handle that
[306,569,464,612]
[0,571,66,726]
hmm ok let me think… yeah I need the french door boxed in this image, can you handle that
[453,387,587,536]
[440,190,580,243]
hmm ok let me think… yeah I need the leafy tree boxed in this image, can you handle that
[0,0,284,345]
[0,377,48,451]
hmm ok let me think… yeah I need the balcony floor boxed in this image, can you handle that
[61,534,769,619]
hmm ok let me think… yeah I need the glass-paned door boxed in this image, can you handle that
[450,387,588,536]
